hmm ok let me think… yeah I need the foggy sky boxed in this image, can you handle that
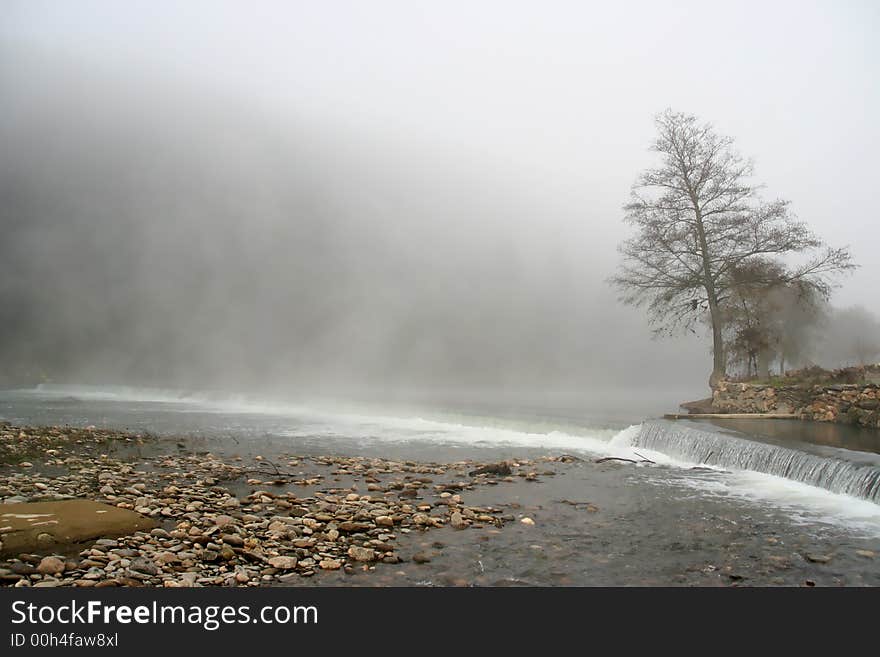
[1,1,877,402]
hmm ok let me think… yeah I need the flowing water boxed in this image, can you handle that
[625,421,880,503]
[3,384,880,585]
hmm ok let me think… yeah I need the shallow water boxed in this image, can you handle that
[2,384,880,585]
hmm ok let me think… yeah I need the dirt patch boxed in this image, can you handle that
[0,500,156,556]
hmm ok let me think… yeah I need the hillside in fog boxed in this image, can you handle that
[0,56,710,398]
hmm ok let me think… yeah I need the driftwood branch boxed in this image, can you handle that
[234,459,301,480]
[595,451,655,465]
[632,451,655,463]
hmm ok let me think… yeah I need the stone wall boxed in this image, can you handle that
[801,385,880,427]
[711,380,880,429]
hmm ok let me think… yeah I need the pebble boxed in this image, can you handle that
[347,546,376,562]
[179,572,198,586]
[10,562,36,575]
[214,515,235,528]
[805,553,832,564]
[201,550,220,563]
[268,556,298,570]
[129,558,159,576]
[36,557,65,575]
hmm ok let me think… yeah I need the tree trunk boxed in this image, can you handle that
[757,349,772,380]
[690,201,726,389]
[707,296,725,388]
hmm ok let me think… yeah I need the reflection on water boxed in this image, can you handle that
[706,418,880,455]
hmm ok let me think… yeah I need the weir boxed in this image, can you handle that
[626,420,880,503]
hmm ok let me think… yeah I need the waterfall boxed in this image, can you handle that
[624,421,880,503]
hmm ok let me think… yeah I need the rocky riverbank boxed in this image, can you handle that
[4,421,880,587]
[0,422,558,587]
[691,366,880,429]
[710,380,880,429]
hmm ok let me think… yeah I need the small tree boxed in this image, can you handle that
[724,260,782,377]
[611,110,855,387]
[723,259,825,378]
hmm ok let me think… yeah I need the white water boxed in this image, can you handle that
[10,383,880,535]
[627,421,880,501]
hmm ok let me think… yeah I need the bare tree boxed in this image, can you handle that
[611,110,855,387]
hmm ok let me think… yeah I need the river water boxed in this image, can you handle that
[2,384,880,586]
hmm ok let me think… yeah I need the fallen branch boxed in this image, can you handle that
[232,459,301,480]
[632,451,655,464]
[234,468,299,478]
[595,452,655,465]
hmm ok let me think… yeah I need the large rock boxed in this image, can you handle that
[347,546,376,562]
[36,556,65,575]
[0,500,157,556]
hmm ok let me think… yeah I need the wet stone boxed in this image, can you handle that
[36,557,65,576]
[805,553,832,564]
[129,558,159,576]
